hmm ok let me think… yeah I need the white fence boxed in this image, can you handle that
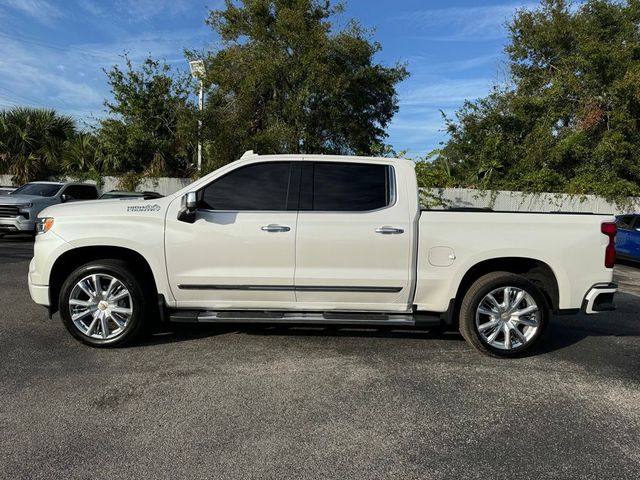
[1,173,638,214]
[0,174,191,196]
[424,187,639,215]
[99,176,192,195]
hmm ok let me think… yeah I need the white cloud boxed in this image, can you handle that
[394,2,538,41]
[1,0,62,24]
[445,54,505,73]
[387,76,498,156]
[114,0,192,20]
[0,35,106,114]
[75,0,221,24]
[77,0,104,17]
[400,77,494,108]
[73,28,211,66]
[0,26,212,124]
[404,53,505,79]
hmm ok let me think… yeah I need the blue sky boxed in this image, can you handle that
[0,0,537,157]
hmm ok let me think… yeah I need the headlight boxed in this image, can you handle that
[36,217,54,235]
[17,203,32,209]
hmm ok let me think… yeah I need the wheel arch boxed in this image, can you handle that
[454,257,560,321]
[49,246,158,315]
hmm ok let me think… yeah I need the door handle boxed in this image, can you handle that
[375,226,404,235]
[261,224,291,233]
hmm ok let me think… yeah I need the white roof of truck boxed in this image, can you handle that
[238,150,411,165]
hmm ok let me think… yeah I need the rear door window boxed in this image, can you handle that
[301,162,392,212]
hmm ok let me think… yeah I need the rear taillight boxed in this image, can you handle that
[601,222,617,268]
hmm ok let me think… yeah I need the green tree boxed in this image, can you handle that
[62,132,99,175]
[434,0,640,201]
[98,55,198,177]
[193,0,408,170]
[0,107,75,184]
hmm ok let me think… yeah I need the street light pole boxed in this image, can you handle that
[197,79,203,175]
[189,60,206,175]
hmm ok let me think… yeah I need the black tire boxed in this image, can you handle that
[59,259,150,347]
[458,271,548,358]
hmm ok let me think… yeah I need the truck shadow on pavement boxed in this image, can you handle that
[140,323,466,346]
[0,234,34,265]
[538,291,640,355]
[136,296,640,357]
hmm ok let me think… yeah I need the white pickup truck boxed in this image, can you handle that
[28,152,618,357]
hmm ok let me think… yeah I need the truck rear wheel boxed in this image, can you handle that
[59,259,149,347]
[459,272,548,357]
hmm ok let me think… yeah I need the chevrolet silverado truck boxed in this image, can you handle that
[0,181,98,235]
[28,152,618,357]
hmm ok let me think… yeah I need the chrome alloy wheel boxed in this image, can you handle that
[68,273,133,340]
[475,286,540,350]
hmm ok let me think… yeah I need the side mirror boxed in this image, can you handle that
[60,194,70,203]
[177,191,198,223]
[185,191,198,211]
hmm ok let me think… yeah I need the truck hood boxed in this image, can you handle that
[0,194,52,205]
[39,196,174,219]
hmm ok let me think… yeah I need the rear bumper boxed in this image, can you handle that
[581,282,617,314]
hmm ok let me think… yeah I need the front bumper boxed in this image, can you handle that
[28,258,50,307]
[582,282,617,314]
[29,282,50,307]
[0,216,35,232]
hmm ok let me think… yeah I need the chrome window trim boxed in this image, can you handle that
[194,162,397,215]
[177,284,403,293]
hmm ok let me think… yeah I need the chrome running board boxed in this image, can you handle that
[169,310,443,327]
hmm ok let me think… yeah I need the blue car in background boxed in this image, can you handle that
[615,214,640,262]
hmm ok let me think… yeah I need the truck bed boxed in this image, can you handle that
[413,210,615,312]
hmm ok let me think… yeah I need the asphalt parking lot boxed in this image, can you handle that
[1,236,639,480]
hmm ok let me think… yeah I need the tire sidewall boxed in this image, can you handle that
[59,260,147,347]
[460,273,549,357]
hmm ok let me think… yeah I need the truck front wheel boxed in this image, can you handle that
[59,259,149,347]
[459,272,548,357]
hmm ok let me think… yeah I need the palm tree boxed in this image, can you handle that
[0,113,8,170]
[62,132,99,174]
[0,107,75,184]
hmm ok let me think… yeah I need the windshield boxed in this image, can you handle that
[11,183,62,197]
